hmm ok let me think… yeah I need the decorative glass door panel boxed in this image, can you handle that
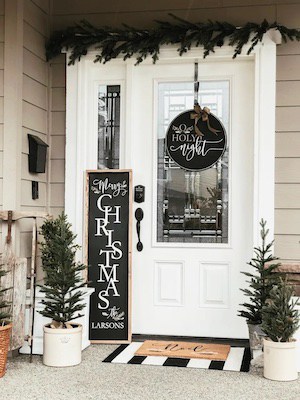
[157,81,229,243]
[98,85,121,169]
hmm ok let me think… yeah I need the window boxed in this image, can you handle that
[98,85,121,169]
[157,81,229,244]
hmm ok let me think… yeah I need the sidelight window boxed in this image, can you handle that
[98,85,121,169]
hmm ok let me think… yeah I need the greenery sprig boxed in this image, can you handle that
[262,278,299,342]
[46,15,300,65]
[238,219,281,325]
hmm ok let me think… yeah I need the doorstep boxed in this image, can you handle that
[132,334,249,347]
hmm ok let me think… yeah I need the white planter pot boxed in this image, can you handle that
[20,287,94,355]
[263,338,298,381]
[247,323,266,356]
[43,324,82,367]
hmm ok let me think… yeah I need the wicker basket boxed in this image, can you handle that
[0,323,12,378]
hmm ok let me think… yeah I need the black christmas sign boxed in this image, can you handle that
[86,170,132,342]
[166,105,226,171]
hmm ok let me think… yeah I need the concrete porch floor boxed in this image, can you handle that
[0,344,299,400]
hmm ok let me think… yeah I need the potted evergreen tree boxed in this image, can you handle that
[262,278,299,381]
[0,260,12,377]
[238,219,281,355]
[39,213,86,367]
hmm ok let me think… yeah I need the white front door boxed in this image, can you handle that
[128,59,254,338]
[65,39,277,340]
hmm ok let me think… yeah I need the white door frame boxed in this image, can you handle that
[64,32,279,263]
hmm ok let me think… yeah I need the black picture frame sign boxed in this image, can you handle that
[85,170,132,343]
[166,110,227,171]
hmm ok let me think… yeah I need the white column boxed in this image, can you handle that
[253,33,279,246]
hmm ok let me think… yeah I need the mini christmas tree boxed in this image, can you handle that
[262,278,299,342]
[238,219,281,325]
[38,213,86,328]
[0,261,11,326]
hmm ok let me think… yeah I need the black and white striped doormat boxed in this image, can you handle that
[103,342,251,372]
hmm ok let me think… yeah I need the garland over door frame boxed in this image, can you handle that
[64,32,280,262]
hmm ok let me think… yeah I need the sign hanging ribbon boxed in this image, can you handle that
[191,62,220,137]
[190,104,221,137]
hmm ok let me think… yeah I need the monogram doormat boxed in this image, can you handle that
[103,342,251,372]
[134,340,230,360]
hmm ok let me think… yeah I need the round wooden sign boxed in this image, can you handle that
[166,109,226,171]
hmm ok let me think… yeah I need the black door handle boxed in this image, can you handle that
[135,208,144,252]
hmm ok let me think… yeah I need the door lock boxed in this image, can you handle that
[135,208,144,252]
[134,185,145,203]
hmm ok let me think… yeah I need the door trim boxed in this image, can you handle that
[65,34,278,260]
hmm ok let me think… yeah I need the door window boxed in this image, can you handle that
[98,85,121,169]
[157,81,229,244]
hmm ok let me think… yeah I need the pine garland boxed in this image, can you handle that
[45,15,300,65]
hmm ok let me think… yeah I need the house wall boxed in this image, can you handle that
[22,0,49,212]
[0,0,4,243]
[49,0,300,262]
[2,0,24,250]
[275,39,300,262]
[0,0,50,277]
[20,0,50,265]
[48,52,65,219]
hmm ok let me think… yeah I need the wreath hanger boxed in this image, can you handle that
[191,61,220,137]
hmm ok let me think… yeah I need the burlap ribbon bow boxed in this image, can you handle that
[190,104,220,137]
